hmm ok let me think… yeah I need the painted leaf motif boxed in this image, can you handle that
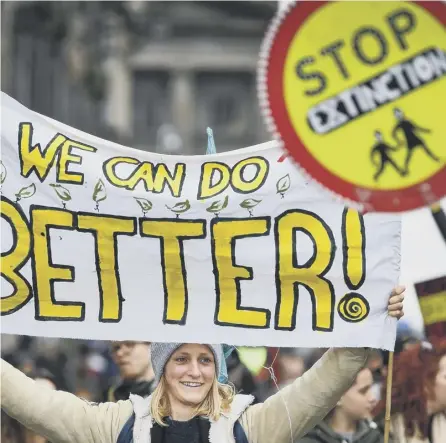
[206,195,229,213]
[92,179,107,202]
[50,183,72,201]
[166,200,190,213]
[15,183,36,199]
[240,198,262,209]
[276,174,290,193]
[134,197,153,211]
[0,161,6,184]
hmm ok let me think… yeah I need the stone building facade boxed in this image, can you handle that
[1,1,277,154]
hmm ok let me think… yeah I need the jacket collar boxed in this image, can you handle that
[130,393,152,418]
[129,392,254,419]
[308,419,379,443]
[129,393,254,443]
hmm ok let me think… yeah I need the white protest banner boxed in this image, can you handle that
[0,93,401,350]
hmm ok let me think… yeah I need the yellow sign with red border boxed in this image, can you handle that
[259,1,446,212]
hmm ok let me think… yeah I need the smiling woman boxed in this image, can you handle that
[0,288,406,443]
[150,344,234,425]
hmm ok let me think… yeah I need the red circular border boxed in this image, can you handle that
[265,0,446,212]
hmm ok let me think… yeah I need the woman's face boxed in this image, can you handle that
[164,344,216,410]
[111,341,151,380]
[338,368,376,421]
[431,355,446,413]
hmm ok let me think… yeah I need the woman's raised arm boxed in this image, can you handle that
[241,347,370,443]
[1,358,133,443]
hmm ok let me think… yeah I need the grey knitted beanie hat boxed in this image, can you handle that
[151,343,223,384]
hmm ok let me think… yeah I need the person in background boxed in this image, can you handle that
[369,322,424,408]
[374,337,446,443]
[225,348,260,402]
[263,348,306,399]
[296,366,384,443]
[278,348,306,387]
[366,350,386,408]
[105,341,155,401]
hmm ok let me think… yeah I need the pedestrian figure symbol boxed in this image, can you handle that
[370,109,440,182]
[370,131,406,182]
[392,108,439,175]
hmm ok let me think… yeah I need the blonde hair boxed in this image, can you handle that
[150,375,235,426]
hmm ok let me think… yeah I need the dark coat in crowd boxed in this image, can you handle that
[297,419,389,443]
[105,378,156,402]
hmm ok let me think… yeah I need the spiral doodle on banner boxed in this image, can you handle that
[337,292,370,323]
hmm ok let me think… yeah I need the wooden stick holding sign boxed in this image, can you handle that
[383,351,394,443]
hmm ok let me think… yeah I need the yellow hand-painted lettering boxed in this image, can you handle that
[212,218,271,328]
[77,214,136,322]
[18,122,96,184]
[0,197,32,314]
[31,207,84,320]
[140,219,206,324]
[57,140,97,184]
[275,210,335,331]
[103,157,185,197]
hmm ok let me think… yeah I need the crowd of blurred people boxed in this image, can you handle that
[1,319,445,443]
